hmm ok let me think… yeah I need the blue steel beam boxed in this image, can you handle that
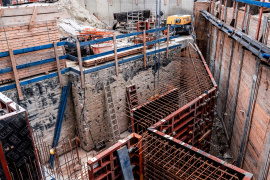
[0,42,67,58]
[0,55,68,74]
[233,0,270,8]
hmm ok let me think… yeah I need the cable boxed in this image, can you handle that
[157,0,161,93]
[154,0,158,95]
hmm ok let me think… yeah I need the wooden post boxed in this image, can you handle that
[166,26,170,59]
[29,6,38,30]
[255,0,265,40]
[110,0,112,6]
[136,0,138,5]
[113,34,119,76]
[164,0,167,5]
[177,0,180,6]
[9,49,23,100]
[0,9,4,18]
[76,41,85,89]
[53,42,63,87]
[143,30,147,68]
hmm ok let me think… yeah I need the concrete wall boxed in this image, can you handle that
[77,0,194,26]
[202,3,270,179]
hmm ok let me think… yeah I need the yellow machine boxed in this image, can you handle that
[166,15,192,34]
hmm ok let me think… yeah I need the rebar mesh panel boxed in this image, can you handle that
[141,133,245,180]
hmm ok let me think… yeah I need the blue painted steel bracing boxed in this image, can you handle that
[0,55,68,74]
[0,68,71,92]
[117,146,134,180]
[233,0,270,8]
[49,82,71,167]
[200,10,270,63]
[0,42,67,58]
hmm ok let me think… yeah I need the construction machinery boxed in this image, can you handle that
[165,14,192,34]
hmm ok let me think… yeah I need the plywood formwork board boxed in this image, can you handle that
[246,65,270,179]
[223,42,242,129]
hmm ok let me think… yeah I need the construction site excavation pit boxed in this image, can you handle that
[3,0,270,179]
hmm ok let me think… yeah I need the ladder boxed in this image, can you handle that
[103,82,120,143]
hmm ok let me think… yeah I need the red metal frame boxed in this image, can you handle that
[137,22,149,32]
[87,133,143,180]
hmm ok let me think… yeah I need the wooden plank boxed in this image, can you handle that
[1,13,61,26]
[143,30,146,68]
[76,41,85,89]
[53,42,63,87]
[0,6,58,17]
[9,49,23,100]
[83,48,143,67]
[113,33,119,76]
[0,9,4,18]
[29,6,39,30]
[0,21,56,32]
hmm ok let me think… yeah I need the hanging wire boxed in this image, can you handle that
[157,0,161,94]
[154,0,158,95]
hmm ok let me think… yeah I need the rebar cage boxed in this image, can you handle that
[125,44,217,151]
